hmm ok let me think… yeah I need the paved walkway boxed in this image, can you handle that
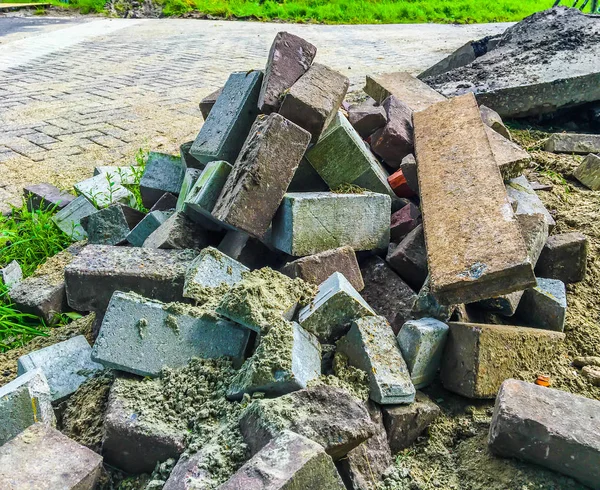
[0,16,509,213]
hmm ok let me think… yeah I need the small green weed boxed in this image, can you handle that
[0,284,48,353]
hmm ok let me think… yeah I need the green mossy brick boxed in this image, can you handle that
[126,210,173,247]
[83,204,144,246]
[176,168,202,212]
[52,196,97,241]
[140,152,186,209]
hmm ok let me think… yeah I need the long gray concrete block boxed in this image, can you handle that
[545,132,600,154]
[364,72,445,110]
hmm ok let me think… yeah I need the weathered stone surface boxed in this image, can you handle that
[399,153,419,193]
[279,63,349,142]
[92,291,251,376]
[140,152,186,209]
[259,31,317,114]
[65,245,197,311]
[0,368,55,446]
[52,195,97,241]
[176,168,203,212]
[506,175,555,228]
[441,322,565,398]
[397,318,448,389]
[574,153,600,190]
[370,96,414,168]
[191,71,263,165]
[517,277,567,332]
[381,391,441,454]
[480,104,511,140]
[150,192,178,212]
[127,210,172,247]
[388,168,416,198]
[143,211,210,250]
[359,256,416,334]
[535,232,588,284]
[414,94,534,304]
[74,172,136,209]
[0,260,22,290]
[239,384,378,460]
[386,224,428,292]
[545,132,600,154]
[24,182,75,212]
[0,423,103,490]
[489,379,600,489]
[486,126,530,180]
[180,140,204,170]
[199,86,223,120]
[18,335,103,402]
[212,113,310,239]
[93,165,137,184]
[299,272,376,343]
[83,204,144,246]
[288,157,329,192]
[280,246,364,292]
[390,202,421,243]
[364,72,445,110]
[348,98,387,138]
[337,316,415,404]
[410,275,454,322]
[219,431,345,490]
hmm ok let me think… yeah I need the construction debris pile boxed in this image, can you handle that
[1,7,600,490]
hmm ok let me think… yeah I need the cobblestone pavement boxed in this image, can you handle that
[0,17,509,213]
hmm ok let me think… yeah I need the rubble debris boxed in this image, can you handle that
[390,202,421,242]
[82,203,144,246]
[74,173,136,209]
[126,209,172,247]
[23,182,75,212]
[535,232,588,284]
[364,72,445,110]
[93,165,137,184]
[386,224,428,291]
[218,230,286,270]
[410,275,454,322]
[370,96,414,168]
[347,98,387,138]
[140,151,186,209]
[506,175,556,228]
[143,211,210,250]
[489,379,600,489]
[176,168,203,212]
[0,259,22,290]
[582,366,600,387]
[199,86,223,120]
[486,126,530,180]
[480,104,511,140]
[150,191,178,212]
[288,157,329,192]
[180,140,204,170]
[574,153,600,190]
[516,277,567,332]
[51,195,97,241]
[545,132,600,154]
[388,168,416,198]
[399,154,419,193]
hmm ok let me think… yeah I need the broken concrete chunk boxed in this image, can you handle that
[140,152,186,209]
[337,315,415,404]
[83,204,144,246]
[219,431,345,490]
[370,95,414,168]
[347,98,387,138]
[212,113,311,239]
[24,182,75,212]
[175,168,202,212]
[506,175,555,229]
[279,63,349,142]
[150,192,178,212]
[143,211,210,250]
[92,291,251,376]
[517,277,567,332]
[574,153,600,190]
[199,86,223,120]
[399,154,419,193]
[126,210,172,247]
[480,104,511,140]
[0,368,55,446]
[17,335,103,402]
[545,132,600,154]
[535,232,588,284]
[390,202,421,243]
[386,224,428,291]
[397,318,448,389]
[299,272,376,343]
[191,71,263,165]
[414,94,535,304]
[364,72,445,110]
[441,322,565,398]
[0,260,22,290]
[0,423,103,490]
[74,173,135,209]
[486,127,530,180]
[52,195,97,241]
[259,31,317,114]
[489,379,600,489]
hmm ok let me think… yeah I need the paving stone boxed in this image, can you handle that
[93,165,137,184]
[175,168,202,212]
[535,232,588,284]
[574,153,600,190]
[140,152,186,209]
[0,260,22,290]
[126,210,172,247]
[280,246,364,292]
[271,192,391,256]
[82,204,144,245]
[74,173,136,209]
[399,153,419,193]
[397,318,449,389]
[381,391,441,454]
[279,63,349,142]
[410,275,454,322]
[489,379,600,489]
[359,256,416,334]
[65,244,197,312]
[259,31,317,114]
[239,384,378,460]
[305,112,396,199]
[338,315,415,404]
[486,126,530,180]
[347,98,387,138]
[364,72,445,110]
[0,423,103,490]
[388,168,416,198]
[298,272,376,342]
[370,96,414,169]
[386,224,428,291]
[288,157,329,192]
[17,335,103,403]
[219,430,345,490]
[506,175,555,229]
[0,368,55,446]
[213,113,311,239]
[52,195,97,241]
[218,230,288,270]
[23,182,75,212]
[199,86,223,120]
[414,94,535,304]
[545,132,600,154]
[150,192,178,211]
[191,71,263,165]
[440,322,565,398]
[180,140,204,170]
[390,202,421,243]
[480,104,511,140]
[92,291,251,376]
[516,277,567,332]
[143,211,210,250]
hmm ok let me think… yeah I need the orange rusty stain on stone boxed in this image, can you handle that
[387,169,415,198]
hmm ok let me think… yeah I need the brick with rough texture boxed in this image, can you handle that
[388,168,416,198]
[347,98,387,138]
[390,202,421,243]
[574,153,600,190]
[140,152,186,209]
[82,204,144,245]
[386,224,428,291]
[24,182,75,212]
[126,210,172,247]
[364,72,445,110]
[517,277,566,332]
[52,195,97,241]
[545,133,600,154]
[370,95,414,169]
[143,211,210,250]
[150,192,178,212]
[535,232,588,284]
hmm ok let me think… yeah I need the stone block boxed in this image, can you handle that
[506,175,555,228]
[381,392,441,453]
[150,192,178,212]
[65,244,196,312]
[397,318,449,389]
[545,132,600,154]
[199,86,223,120]
[441,322,565,398]
[175,168,202,212]
[486,126,530,180]
[279,63,349,142]
[414,94,535,304]
[399,153,419,193]
[0,423,103,490]
[535,232,588,284]
[218,230,285,270]
[259,31,317,114]
[410,275,454,322]
[347,98,387,138]
[82,204,144,246]
[24,182,75,212]
[387,168,416,198]
[143,211,210,250]
[305,112,396,198]
[219,431,345,490]
[126,210,172,247]
[213,113,311,239]
[180,140,204,170]
[489,379,600,489]
[298,272,376,342]
[280,246,364,292]
[480,104,511,140]
[288,157,329,192]
[271,192,391,256]
[364,72,445,110]
[17,335,103,402]
[74,173,135,209]
[337,315,415,404]
[191,70,263,165]
[386,224,428,291]
[359,256,416,334]
[140,152,186,209]
[52,195,97,241]
[370,96,414,169]
[517,277,566,332]
[390,202,421,243]
[0,260,22,290]
[0,368,55,446]
[574,153,600,190]
[93,165,137,184]
[92,291,251,376]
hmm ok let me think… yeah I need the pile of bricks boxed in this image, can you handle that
[1,29,599,490]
